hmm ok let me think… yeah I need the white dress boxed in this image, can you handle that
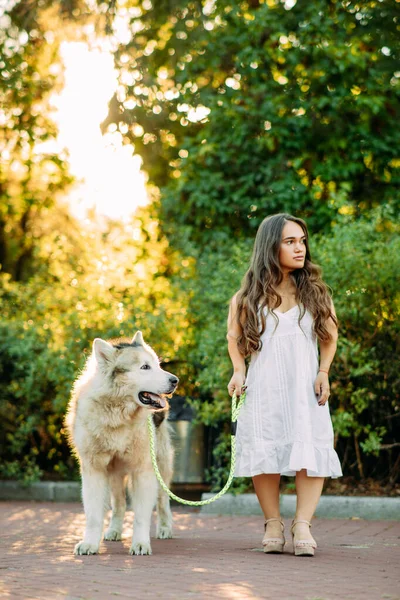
[234,305,342,478]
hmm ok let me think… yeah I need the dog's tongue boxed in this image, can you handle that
[149,393,166,409]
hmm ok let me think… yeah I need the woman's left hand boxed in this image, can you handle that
[314,371,330,406]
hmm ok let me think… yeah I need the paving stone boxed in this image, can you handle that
[0,502,399,600]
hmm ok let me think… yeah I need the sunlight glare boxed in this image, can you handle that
[52,41,148,222]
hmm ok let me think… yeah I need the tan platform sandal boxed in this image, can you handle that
[262,518,285,554]
[291,519,317,557]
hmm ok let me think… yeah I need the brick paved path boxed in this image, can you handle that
[0,502,399,600]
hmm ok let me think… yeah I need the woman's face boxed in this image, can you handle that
[278,221,307,271]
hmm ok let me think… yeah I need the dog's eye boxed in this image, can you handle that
[140,364,151,370]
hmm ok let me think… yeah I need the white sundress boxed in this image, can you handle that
[234,304,342,478]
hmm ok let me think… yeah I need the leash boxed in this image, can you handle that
[147,391,246,506]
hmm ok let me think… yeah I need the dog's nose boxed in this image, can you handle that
[169,376,179,386]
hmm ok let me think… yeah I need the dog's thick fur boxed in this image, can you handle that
[65,331,178,556]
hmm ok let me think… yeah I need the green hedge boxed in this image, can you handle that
[0,213,398,485]
[0,214,190,483]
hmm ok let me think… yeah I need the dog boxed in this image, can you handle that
[65,330,178,556]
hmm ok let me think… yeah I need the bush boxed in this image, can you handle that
[314,211,399,482]
[0,211,190,482]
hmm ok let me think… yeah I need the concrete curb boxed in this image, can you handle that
[200,493,400,520]
[0,481,81,502]
[1,482,399,520]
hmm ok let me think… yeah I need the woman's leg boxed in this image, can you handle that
[252,474,283,544]
[293,469,324,543]
[252,473,281,518]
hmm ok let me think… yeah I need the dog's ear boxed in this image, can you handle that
[131,331,144,347]
[93,338,115,365]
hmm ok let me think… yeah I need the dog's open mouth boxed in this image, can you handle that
[138,391,168,410]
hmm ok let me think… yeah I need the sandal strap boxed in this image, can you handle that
[264,517,284,531]
[291,519,311,532]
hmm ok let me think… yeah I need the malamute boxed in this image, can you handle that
[65,331,178,556]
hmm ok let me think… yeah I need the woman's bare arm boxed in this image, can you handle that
[319,301,338,372]
[315,301,338,405]
[227,294,246,395]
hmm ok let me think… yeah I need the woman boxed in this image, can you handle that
[227,213,342,557]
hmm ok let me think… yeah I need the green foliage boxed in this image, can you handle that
[205,430,249,495]
[313,210,399,478]
[0,4,75,281]
[105,0,400,246]
[0,207,191,481]
[0,314,74,483]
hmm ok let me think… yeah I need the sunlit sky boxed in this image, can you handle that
[52,41,148,222]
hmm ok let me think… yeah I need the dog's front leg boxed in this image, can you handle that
[74,467,108,555]
[129,470,158,556]
[104,472,126,541]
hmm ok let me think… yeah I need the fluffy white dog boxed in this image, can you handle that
[65,331,178,556]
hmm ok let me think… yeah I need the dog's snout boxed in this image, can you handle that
[170,376,179,386]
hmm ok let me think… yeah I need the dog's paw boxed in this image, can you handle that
[129,541,152,556]
[104,528,122,541]
[156,524,173,540]
[74,541,99,555]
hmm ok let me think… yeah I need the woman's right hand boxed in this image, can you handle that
[227,372,246,397]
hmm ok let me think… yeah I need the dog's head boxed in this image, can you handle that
[92,331,178,410]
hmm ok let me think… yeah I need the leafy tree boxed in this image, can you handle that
[104,0,400,245]
[0,2,78,280]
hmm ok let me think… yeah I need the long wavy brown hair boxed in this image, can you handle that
[236,213,338,356]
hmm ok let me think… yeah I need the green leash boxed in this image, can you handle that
[147,391,246,506]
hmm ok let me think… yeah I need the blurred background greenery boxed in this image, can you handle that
[0,0,399,492]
